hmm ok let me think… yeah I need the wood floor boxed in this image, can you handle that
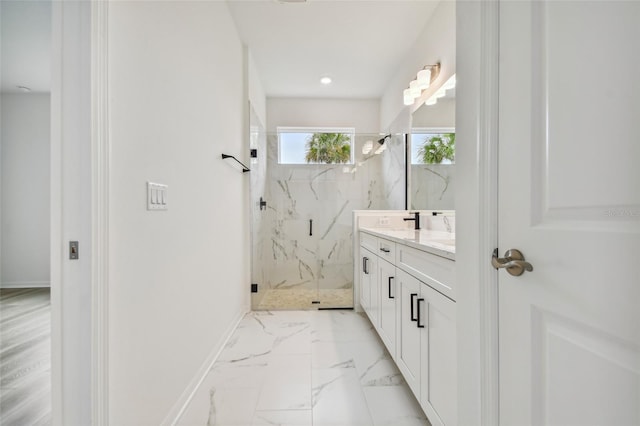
[0,288,51,425]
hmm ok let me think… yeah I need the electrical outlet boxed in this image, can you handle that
[378,217,390,226]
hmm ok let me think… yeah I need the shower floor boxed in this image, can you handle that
[255,288,353,310]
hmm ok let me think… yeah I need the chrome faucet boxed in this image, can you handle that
[403,212,421,230]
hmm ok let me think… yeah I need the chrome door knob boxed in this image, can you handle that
[492,248,534,276]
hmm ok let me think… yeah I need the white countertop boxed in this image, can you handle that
[360,227,456,261]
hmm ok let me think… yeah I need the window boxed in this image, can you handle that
[410,128,455,165]
[277,127,355,165]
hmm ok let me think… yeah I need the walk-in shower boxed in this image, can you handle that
[249,121,405,310]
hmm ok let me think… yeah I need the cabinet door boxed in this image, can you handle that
[360,248,372,312]
[378,258,397,358]
[360,248,377,321]
[367,253,379,325]
[396,269,422,399]
[419,283,457,426]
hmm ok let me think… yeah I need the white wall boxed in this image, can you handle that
[248,51,267,130]
[0,93,50,288]
[379,1,456,131]
[266,97,380,133]
[108,2,249,424]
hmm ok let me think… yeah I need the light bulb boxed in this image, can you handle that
[403,89,413,106]
[362,140,373,155]
[417,68,431,90]
[409,80,421,98]
[435,88,447,98]
[425,97,438,106]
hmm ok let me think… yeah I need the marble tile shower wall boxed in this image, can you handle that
[252,134,405,300]
[379,133,406,211]
[411,164,455,210]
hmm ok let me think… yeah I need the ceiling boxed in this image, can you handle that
[1,0,52,93]
[0,0,439,98]
[227,0,440,99]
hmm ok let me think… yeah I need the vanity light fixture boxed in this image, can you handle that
[434,88,447,98]
[402,63,440,106]
[423,73,456,107]
[374,134,391,155]
[403,89,414,106]
[442,74,456,90]
[409,80,421,98]
[416,67,432,89]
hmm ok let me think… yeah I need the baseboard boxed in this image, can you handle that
[0,281,51,289]
[161,307,248,426]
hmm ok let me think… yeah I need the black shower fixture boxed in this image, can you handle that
[377,134,392,145]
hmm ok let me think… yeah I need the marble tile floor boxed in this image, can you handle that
[256,289,353,311]
[0,288,51,426]
[177,310,429,426]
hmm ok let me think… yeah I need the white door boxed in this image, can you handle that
[498,1,640,425]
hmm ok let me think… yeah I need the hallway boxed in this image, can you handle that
[178,310,429,426]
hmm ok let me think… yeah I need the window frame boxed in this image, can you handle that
[410,127,456,165]
[276,126,356,165]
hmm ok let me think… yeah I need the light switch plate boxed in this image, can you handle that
[147,182,168,211]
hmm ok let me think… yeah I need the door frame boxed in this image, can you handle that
[50,1,109,424]
[455,0,500,424]
[90,1,110,424]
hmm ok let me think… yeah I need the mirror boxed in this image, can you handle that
[409,88,455,210]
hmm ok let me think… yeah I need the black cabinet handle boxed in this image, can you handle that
[388,277,394,299]
[417,298,425,328]
[380,247,390,253]
[410,293,418,321]
[363,257,369,274]
[309,219,313,236]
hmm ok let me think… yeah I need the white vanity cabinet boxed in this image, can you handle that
[397,268,457,426]
[358,228,457,426]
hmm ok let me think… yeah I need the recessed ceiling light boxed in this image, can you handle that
[17,85,31,92]
[320,76,332,85]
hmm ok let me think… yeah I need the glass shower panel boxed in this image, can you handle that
[248,105,269,309]
[250,132,405,310]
